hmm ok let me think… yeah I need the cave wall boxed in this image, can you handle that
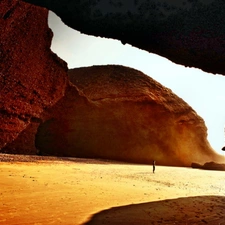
[0,0,68,151]
[22,0,225,75]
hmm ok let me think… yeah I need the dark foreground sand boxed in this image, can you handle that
[0,154,225,225]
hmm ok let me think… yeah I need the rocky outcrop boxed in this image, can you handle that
[23,0,225,75]
[34,65,222,166]
[192,161,225,171]
[0,1,223,166]
[0,0,68,151]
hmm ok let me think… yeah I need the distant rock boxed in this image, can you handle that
[34,65,223,166]
[191,162,202,169]
[192,161,225,171]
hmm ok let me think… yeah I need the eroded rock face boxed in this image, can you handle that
[0,0,68,151]
[35,65,222,166]
[23,0,225,75]
[192,162,225,171]
[0,1,223,166]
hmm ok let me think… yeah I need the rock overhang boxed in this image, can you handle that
[22,0,225,75]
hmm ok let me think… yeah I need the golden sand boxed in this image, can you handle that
[0,158,225,224]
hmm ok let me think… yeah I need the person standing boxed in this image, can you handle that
[153,160,156,173]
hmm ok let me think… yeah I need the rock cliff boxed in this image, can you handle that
[35,65,222,166]
[1,1,223,166]
[0,0,68,151]
[22,0,225,75]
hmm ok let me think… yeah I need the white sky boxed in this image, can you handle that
[48,11,225,154]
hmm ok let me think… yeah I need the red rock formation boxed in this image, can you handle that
[0,1,223,166]
[35,65,223,166]
[0,0,68,152]
[2,121,40,154]
[192,162,225,171]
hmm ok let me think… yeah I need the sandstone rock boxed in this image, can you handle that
[2,120,40,155]
[35,65,223,166]
[203,161,225,171]
[192,161,225,171]
[0,0,68,151]
[191,162,202,169]
[23,0,225,75]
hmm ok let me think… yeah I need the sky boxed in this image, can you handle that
[48,11,225,155]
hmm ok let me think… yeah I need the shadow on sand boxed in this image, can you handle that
[83,196,225,225]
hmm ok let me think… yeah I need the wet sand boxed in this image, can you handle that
[0,155,225,224]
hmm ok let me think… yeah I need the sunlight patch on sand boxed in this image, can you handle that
[0,158,225,224]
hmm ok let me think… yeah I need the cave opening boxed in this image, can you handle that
[48,11,225,155]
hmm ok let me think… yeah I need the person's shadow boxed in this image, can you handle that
[83,195,225,225]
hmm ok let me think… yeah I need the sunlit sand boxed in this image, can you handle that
[0,156,225,224]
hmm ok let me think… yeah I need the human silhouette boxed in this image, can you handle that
[153,160,156,173]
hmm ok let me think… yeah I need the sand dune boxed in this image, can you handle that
[0,155,225,224]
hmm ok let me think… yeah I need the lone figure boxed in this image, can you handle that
[153,160,156,173]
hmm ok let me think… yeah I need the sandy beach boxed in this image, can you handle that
[0,155,225,225]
